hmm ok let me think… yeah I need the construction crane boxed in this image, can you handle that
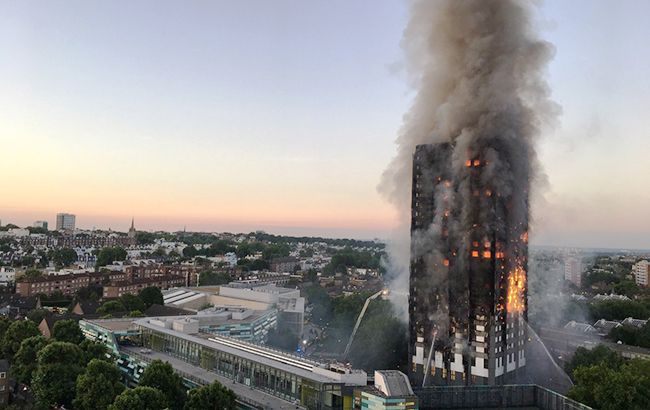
[342,289,388,360]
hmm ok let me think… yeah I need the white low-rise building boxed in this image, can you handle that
[0,267,16,285]
[633,260,649,287]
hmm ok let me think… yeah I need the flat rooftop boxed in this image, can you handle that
[377,370,414,397]
[120,346,306,410]
[133,317,365,385]
[85,318,140,332]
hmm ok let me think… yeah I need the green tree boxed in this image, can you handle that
[74,359,125,410]
[80,339,109,365]
[52,319,84,344]
[209,240,236,255]
[608,322,650,348]
[135,232,157,245]
[2,319,40,360]
[613,280,639,296]
[299,248,314,258]
[262,243,290,260]
[637,322,650,348]
[565,345,623,379]
[11,336,50,384]
[609,325,639,345]
[96,247,128,267]
[51,248,78,267]
[109,386,167,410]
[304,268,318,283]
[23,269,43,279]
[139,360,187,410]
[139,287,164,308]
[184,381,236,410]
[20,255,36,267]
[75,284,103,301]
[26,308,49,324]
[322,247,382,275]
[128,310,144,317]
[331,292,370,330]
[198,271,231,286]
[568,359,650,410]
[119,294,146,312]
[589,300,649,321]
[234,243,251,258]
[27,227,47,235]
[249,259,269,271]
[0,317,11,342]
[182,245,198,258]
[32,342,84,408]
[97,300,127,315]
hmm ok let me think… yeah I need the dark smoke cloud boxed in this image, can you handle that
[379,0,560,315]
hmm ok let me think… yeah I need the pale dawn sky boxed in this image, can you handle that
[1,0,648,249]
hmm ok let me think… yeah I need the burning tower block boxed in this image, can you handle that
[409,142,529,387]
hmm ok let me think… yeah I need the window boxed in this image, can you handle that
[0,372,6,378]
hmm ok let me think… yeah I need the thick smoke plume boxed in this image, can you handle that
[380,0,559,316]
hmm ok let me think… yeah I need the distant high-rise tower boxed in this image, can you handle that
[33,220,48,230]
[56,213,76,231]
[128,217,137,239]
[564,255,582,287]
[409,143,529,387]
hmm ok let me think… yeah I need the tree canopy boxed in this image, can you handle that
[32,341,85,408]
[74,359,125,410]
[109,386,167,410]
[120,294,146,312]
[609,322,650,348]
[184,381,236,410]
[26,308,49,324]
[51,247,78,268]
[589,300,649,321]
[139,360,187,410]
[568,359,650,410]
[565,345,623,379]
[52,319,84,344]
[0,317,10,342]
[79,339,109,365]
[11,335,50,384]
[96,247,128,267]
[2,319,40,360]
[198,271,231,286]
[97,300,127,316]
[322,247,382,275]
[23,268,43,279]
[139,287,164,308]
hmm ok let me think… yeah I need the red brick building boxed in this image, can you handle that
[16,273,104,297]
[102,275,185,298]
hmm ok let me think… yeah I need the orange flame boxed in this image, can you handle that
[506,265,526,313]
[521,231,529,243]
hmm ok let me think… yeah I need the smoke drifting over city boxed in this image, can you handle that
[380,0,559,316]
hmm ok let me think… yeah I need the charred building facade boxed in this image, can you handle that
[408,142,529,387]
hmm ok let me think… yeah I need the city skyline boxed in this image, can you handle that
[2,0,650,249]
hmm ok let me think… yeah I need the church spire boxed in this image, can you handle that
[128,217,136,239]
